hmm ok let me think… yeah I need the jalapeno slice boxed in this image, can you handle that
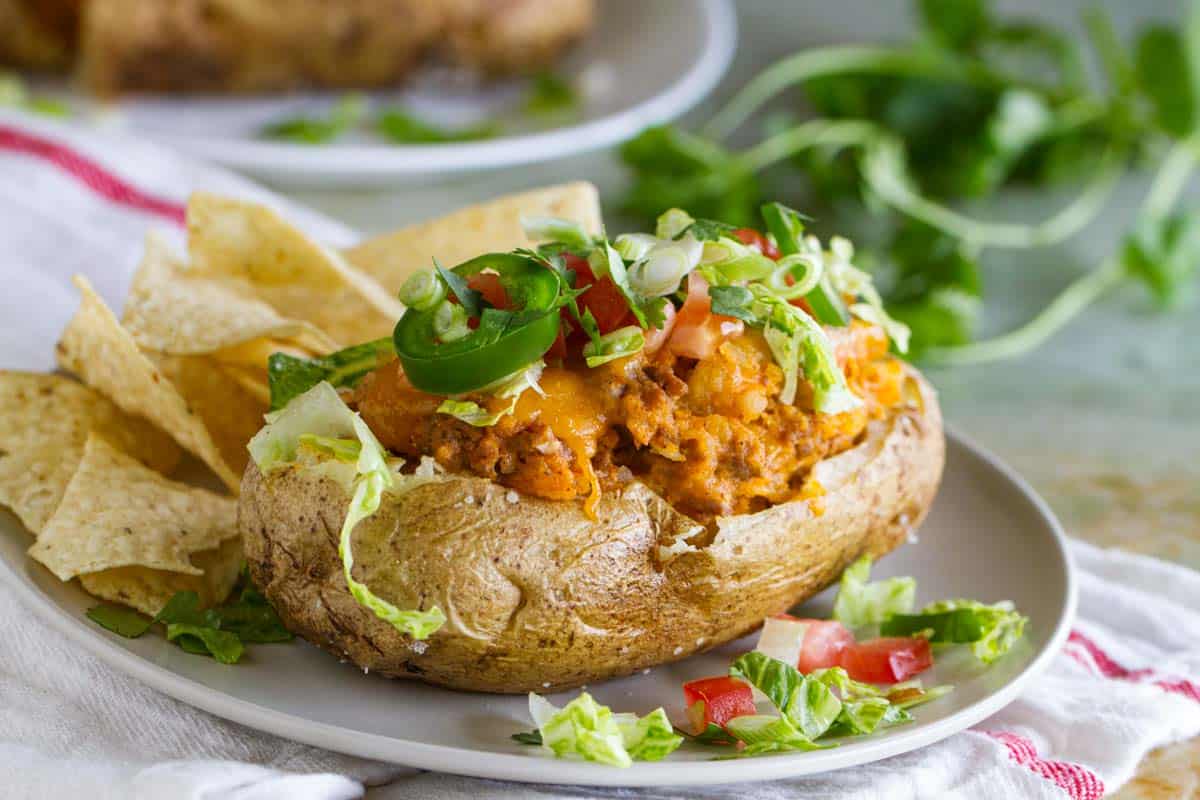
[393,253,563,395]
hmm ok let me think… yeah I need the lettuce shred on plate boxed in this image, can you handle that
[513,555,1023,764]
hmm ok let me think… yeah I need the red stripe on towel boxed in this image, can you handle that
[1067,630,1200,704]
[0,124,186,225]
[986,731,1104,800]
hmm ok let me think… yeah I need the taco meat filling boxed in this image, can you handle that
[351,321,905,526]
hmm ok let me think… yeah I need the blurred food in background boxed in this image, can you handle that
[620,0,1200,364]
[0,0,594,95]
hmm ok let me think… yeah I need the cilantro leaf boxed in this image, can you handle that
[86,605,152,638]
[918,0,990,53]
[435,261,483,318]
[261,94,366,144]
[526,72,578,115]
[681,218,739,242]
[1123,212,1200,308]
[165,623,244,664]
[1135,27,1197,138]
[708,285,759,323]
[511,730,543,746]
[376,110,498,144]
[267,338,396,411]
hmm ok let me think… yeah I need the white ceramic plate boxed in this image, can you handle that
[45,0,736,185]
[0,429,1073,787]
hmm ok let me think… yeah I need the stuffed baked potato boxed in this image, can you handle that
[239,202,945,693]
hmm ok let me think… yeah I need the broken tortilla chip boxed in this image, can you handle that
[213,362,271,406]
[345,181,602,294]
[0,372,181,535]
[56,275,240,492]
[151,354,267,477]
[186,193,402,344]
[80,536,243,616]
[123,232,338,356]
[29,435,240,582]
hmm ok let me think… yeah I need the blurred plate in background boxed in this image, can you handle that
[57,0,735,186]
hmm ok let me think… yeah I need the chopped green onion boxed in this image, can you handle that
[760,202,849,325]
[614,233,659,261]
[583,326,645,367]
[432,300,470,342]
[521,215,593,252]
[655,208,696,240]
[767,253,824,298]
[628,239,701,296]
[398,269,448,311]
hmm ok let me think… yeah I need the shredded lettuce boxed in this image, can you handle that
[723,715,829,756]
[436,360,545,427]
[527,692,681,767]
[822,236,911,353]
[831,555,916,628]
[248,383,446,640]
[883,599,1028,663]
[583,326,645,367]
[436,398,518,427]
[298,434,361,462]
[709,284,860,413]
[614,708,684,762]
[699,236,776,282]
[588,239,669,329]
[729,652,843,741]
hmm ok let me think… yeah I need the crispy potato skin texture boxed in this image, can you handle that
[240,370,944,694]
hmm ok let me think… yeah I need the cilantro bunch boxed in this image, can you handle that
[620,0,1200,362]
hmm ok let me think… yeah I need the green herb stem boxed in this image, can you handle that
[705,46,1005,140]
[868,147,1124,249]
[1082,6,1136,96]
[735,119,878,173]
[923,256,1126,365]
[1142,137,1200,219]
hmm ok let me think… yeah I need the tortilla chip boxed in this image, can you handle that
[214,362,271,406]
[123,232,338,356]
[186,193,403,344]
[345,182,603,294]
[79,536,244,616]
[56,275,240,492]
[152,354,267,477]
[0,372,181,535]
[29,435,239,581]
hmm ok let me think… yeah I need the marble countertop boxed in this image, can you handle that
[282,1,1197,794]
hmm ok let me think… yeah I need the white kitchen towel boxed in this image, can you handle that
[1,112,1198,800]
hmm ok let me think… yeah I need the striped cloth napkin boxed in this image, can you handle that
[1,111,1198,800]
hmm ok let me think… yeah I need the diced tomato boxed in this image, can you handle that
[797,619,855,674]
[840,637,933,684]
[467,272,510,309]
[643,302,676,354]
[774,614,855,673]
[732,227,781,260]
[682,676,756,734]
[565,254,632,334]
[546,330,568,361]
[667,273,744,360]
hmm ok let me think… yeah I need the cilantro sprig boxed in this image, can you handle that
[620,0,1200,362]
[86,568,292,664]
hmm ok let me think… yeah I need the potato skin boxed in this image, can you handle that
[240,369,944,693]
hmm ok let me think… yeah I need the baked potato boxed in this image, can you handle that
[239,204,945,694]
